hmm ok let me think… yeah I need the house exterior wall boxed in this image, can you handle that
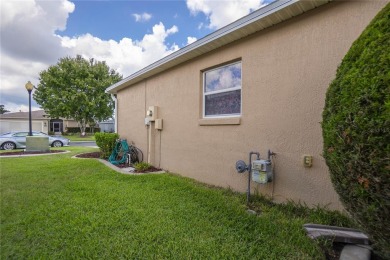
[99,121,115,132]
[0,109,85,134]
[0,118,81,134]
[116,1,386,210]
[63,120,77,128]
[0,119,49,133]
[63,120,95,130]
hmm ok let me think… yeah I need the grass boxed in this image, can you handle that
[0,149,23,154]
[0,147,356,259]
[0,147,64,154]
[65,134,95,142]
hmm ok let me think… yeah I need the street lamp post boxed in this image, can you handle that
[25,81,34,136]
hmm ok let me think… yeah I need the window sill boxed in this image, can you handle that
[198,117,241,126]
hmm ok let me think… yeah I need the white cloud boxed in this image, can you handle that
[0,1,179,112]
[0,0,75,112]
[186,0,266,29]
[61,23,179,76]
[0,0,74,63]
[132,12,152,22]
[187,37,197,45]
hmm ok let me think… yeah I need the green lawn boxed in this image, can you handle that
[65,134,95,142]
[0,147,354,259]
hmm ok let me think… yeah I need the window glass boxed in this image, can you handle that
[205,90,241,116]
[204,63,241,93]
[203,62,241,117]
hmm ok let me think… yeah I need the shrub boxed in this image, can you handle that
[134,162,151,172]
[322,3,390,258]
[94,132,119,159]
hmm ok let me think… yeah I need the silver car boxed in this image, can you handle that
[0,131,70,150]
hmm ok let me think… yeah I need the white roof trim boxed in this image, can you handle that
[106,0,331,94]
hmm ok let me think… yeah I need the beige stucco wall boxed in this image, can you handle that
[116,1,387,210]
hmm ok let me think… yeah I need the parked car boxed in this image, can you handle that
[0,131,70,150]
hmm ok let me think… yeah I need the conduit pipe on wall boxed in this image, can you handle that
[147,121,156,164]
[111,94,118,133]
[248,152,260,203]
[145,106,159,165]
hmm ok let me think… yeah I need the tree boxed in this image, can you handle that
[0,105,10,114]
[322,3,389,258]
[34,55,122,135]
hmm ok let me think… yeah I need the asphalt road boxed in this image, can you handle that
[69,141,97,147]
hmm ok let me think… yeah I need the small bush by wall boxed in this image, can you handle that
[322,3,390,258]
[134,162,151,171]
[95,132,119,159]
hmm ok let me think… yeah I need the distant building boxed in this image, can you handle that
[0,110,81,134]
[99,119,115,133]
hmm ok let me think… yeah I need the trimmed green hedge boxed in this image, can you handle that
[322,3,390,258]
[95,132,119,159]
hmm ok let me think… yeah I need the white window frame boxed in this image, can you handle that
[202,61,242,118]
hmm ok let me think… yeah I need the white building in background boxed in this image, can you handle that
[0,110,82,134]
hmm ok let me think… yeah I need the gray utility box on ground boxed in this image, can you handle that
[26,136,50,152]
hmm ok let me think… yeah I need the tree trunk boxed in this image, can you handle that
[78,119,87,136]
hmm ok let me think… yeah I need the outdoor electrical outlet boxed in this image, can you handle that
[303,155,313,168]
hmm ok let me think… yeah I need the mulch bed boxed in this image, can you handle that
[75,151,101,159]
[0,150,64,156]
[75,151,162,173]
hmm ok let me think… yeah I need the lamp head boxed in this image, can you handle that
[25,81,34,91]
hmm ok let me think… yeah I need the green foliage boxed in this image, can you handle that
[94,132,119,159]
[33,55,122,133]
[134,161,152,171]
[250,197,355,228]
[249,196,357,259]
[322,3,390,258]
[0,104,10,114]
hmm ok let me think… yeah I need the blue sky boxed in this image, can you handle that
[1,0,271,112]
[58,1,210,46]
